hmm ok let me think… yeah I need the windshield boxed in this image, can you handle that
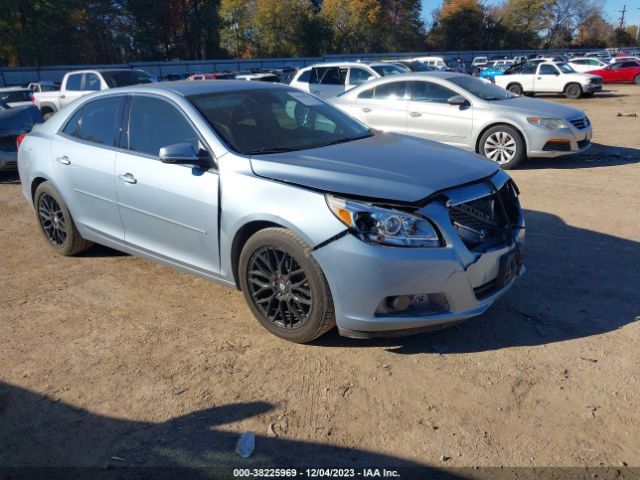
[449,75,515,101]
[556,63,575,73]
[371,65,406,76]
[189,88,372,155]
[101,70,154,88]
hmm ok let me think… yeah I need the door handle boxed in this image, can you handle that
[118,173,137,184]
[536,77,542,80]
[56,155,70,165]
[409,112,422,117]
[60,95,66,99]
[361,107,372,113]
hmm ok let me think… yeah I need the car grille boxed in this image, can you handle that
[448,181,521,251]
[4,160,17,169]
[0,135,18,152]
[543,140,572,151]
[569,117,589,129]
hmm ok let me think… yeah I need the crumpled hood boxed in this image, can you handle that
[250,133,499,203]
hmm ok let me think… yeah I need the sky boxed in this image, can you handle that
[420,0,640,31]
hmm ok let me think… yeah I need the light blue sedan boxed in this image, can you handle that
[18,81,525,342]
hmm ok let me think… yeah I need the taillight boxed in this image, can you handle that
[31,95,35,105]
[16,133,27,149]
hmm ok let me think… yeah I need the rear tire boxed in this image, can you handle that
[564,83,582,99]
[239,228,336,343]
[479,125,526,170]
[634,75,640,85]
[34,182,93,256]
[507,83,523,95]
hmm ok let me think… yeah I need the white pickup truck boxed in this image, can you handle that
[34,69,154,119]
[494,61,602,99]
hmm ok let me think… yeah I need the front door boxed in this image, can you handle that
[114,95,220,273]
[535,64,562,92]
[406,80,473,149]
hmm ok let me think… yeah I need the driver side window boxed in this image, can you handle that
[128,96,200,157]
[539,65,558,75]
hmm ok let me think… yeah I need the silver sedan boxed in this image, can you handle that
[18,81,524,343]
[330,72,593,169]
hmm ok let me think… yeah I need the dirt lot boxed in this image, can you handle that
[1,85,639,474]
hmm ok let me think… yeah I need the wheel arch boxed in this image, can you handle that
[31,176,49,202]
[474,122,528,154]
[230,220,286,290]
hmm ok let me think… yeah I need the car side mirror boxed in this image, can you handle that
[447,95,468,106]
[159,143,209,168]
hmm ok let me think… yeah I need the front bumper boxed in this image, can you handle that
[526,123,593,158]
[583,83,603,92]
[312,172,525,336]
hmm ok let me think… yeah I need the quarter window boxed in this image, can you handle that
[297,70,311,83]
[358,88,374,99]
[128,96,200,157]
[62,108,83,137]
[66,74,82,91]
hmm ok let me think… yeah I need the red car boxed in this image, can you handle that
[587,61,640,84]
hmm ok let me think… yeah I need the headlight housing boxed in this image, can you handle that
[527,117,568,129]
[326,195,441,247]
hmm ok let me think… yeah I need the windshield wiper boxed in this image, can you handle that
[244,147,299,155]
[314,134,373,149]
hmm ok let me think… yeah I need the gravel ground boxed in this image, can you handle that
[1,85,639,473]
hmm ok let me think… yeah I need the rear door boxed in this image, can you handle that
[406,80,473,149]
[356,81,408,133]
[114,95,220,273]
[51,96,125,241]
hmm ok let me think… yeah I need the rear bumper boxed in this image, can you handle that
[0,151,18,171]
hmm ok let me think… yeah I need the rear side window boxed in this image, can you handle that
[374,82,407,100]
[312,67,346,85]
[128,96,199,157]
[66,74,82,91]
[76,97,124,146]
[349,68,372,86]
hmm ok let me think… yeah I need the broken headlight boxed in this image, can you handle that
[326,195,440,247]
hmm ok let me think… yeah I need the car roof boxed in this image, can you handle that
[108,80,292,97]
[0,87,30,92]
[306,61,374,68]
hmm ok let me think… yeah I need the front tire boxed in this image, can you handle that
[239,228,336,343]
[565,83,582,99]
[479,125,526,170]
[34,182,92,256]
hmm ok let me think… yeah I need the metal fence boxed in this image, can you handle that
[1,48,638,87]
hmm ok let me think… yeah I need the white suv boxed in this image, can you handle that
[289,62,405,98]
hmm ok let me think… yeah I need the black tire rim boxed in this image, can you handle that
[568,85,579,97]
[247,246,312,329]
[38,193,67,246]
